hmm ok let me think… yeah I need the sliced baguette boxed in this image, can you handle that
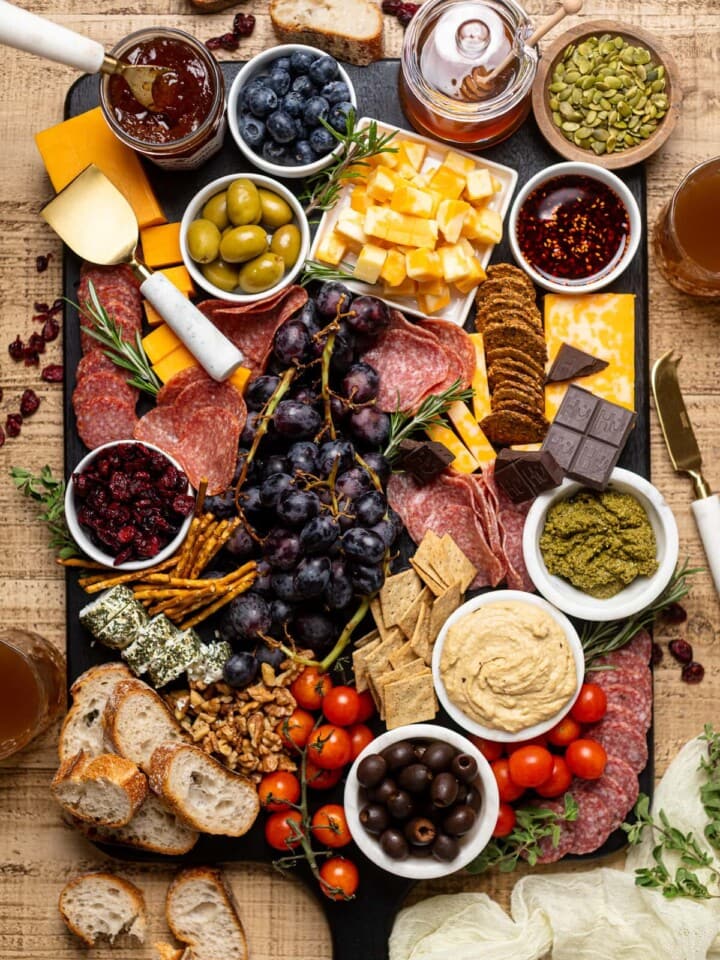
[58,872,146,947]
[149,743,259,837]
[52,751,148,827]
[155,942,189,960]
[72,792,199,856]
[104,678,186,772]
[165,867,248,960]
[269,0,384,66]
[59,662,134,761]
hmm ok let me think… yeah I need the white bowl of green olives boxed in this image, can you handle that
[180,173,310,303]
[344,724,499,879]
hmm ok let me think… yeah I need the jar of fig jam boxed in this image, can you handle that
[100,28,226,170]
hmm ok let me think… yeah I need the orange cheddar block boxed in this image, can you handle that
[350,188,374,214]
[142,324,181,365]
[152,344,197,383]
[405,248,442,283]
[461,207,503,244]
[379,248,407,287]
[140,222,182,268]
[468,333,491,421]
[390,183,435,218]
[425,423,479,473]
[437,198,470,244]
[160,265,195,298]
[383,277,417,298]
[417,280,451,315]
[428,164,466,200]
[397,140,427,172]
[34,107,166,229]
[143,301,164,327]
[366,166,399,203]
[443,150,476,177]
[316,230,348,266]
[454,256,486,294]
[228,366,252,392]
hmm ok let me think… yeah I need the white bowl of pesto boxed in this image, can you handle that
[522,467,679,622]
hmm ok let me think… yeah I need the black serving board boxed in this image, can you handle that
[62,59,652,960]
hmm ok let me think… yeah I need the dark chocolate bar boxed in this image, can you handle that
[546,343,609,384]
[494,449,564,503]
[396,439,454,484]
[541,384,636,490]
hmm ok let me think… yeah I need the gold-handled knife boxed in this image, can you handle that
[651,350,720,594]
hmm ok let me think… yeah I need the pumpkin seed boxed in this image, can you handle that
[585,110,598,124]
[606,133,617,152]
[591,140,607,155]
[549,81,567,93]
[575,127,592,139]
[561,121,580,132]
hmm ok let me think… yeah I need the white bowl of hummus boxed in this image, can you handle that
[522,467,679,622]
[432,591,584,743]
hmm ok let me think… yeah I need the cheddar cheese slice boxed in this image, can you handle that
[468,333,491,421]
[152,345,197,383]
[140,222,182,268]
[446,401,495,466]
[425,423,479,474]
[160,265,195,298]
[143,301,164,327]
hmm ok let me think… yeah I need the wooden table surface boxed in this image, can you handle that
[0,2,718,957]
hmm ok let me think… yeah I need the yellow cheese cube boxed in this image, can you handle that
[364,205,393,240]
[390,183,435,218]
[140,222,182,268]
[143,301,164,326]
[385,214,438,249]
[160,265,195,297]
[152,345,197,383]
[379,248,407,287]
[491,175,502,192]
[425,423,479,473]
[462,207,503,244]
[437,198,471,244]
[464,168,494,202]
[336,209,368,245]
[411,172,432,189]
[316,230,348,267]
[353,243,388,284]
[383,277,417,298]
[397,140,427,171]
[454,256,487,294]
[429,164,466,200]
[345,163,370,182]
[395,161,419,181]
[228,366,252,393]
[447,400,495,466]
[142,324,181,365]
[443,150,476,176]
[417,280,451,315]
[366,166,399,203]
[406,248,443,283]
[365,149,397,169]
[468,333,491,421]
[438,243,473,284]
[350,188,374,214]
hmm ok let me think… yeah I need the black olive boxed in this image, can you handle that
[430,771,459,808]
[397,762,432,794]
[380,827,409,859]
[387,789,416,820]
[404,816,436,847]
[422,741,456,773]
[411,842,434,858]
[357,753,388,788]
[359,803,390,835]
[464,786,483,812]
[369,777,397,805]
[413,742,427,760]
[451,753,478,783]
[443,804,477,837]
[381,740,416,770]
[455,782,468,803]
[432,833,460,862]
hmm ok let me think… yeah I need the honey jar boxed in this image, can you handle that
[399,0,538,149]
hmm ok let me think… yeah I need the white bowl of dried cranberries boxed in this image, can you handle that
[65,440,196,571]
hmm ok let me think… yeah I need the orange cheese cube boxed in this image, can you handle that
[337,209,369,246]
[429,164,466,200]
[379,248,407,287]
[366,166,399,203]
[464,168,494,203]
[462,207,503,244]
[390,183,435,218]
[365,150,397,169]
[443,150,476,177]
[387,215,438,249]
[454,256,487,294]
[152,345,197,383]
[142,324,182,365]
[353,243,388,283]
[397,140,427,171]
[417,279,451,315]
[405,248,443,283]
[438,243,473,284]
[350,188,374,214]
[160,265,195,298]
[316,230,348,266]
[140,222,182,268]
[228,366,252,393]
[143,301,164,327]
[383,277,417,298]
[437,198,471,244]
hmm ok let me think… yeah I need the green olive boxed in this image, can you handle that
[238,252,285,294]
[258,188,293,229]
[227,178,261,226]
[220,225,269,264]
[186,218,221,264]
[201,258,239,293]
[270,223,302,268]
[201,192,229,231]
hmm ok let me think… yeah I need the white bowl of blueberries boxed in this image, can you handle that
[228,44,358,178]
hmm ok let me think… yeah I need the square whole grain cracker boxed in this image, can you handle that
[398,586,432,640]
[370,597,390,641]
[410,557,448,597]
[428,582,463,642]
[410,602,433,665]
[363,628,405,674]
[389,641,418,669]
[352,637,381,692]
[379,568,423,627]
[435,534,477,593]
[373,659,430,719]
[355,628,380,648]
[384,672,438,729]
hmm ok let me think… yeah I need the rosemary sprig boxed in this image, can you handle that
[383,379,473,462]
[581,557,703,665]
[10,465,79,559]
[72,280,161,397]
[300,111,398,217]
[300,260,357,287]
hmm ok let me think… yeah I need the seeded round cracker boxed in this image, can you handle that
[486,263,536,293]
[481,410,549,445]
[477,300,543,333]
[486,346,546,380]
[483,322,548,366]
[488,361,546,393]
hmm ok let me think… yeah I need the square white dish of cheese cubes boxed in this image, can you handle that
[309,118,518,327]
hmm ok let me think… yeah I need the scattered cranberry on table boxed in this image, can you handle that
[206,13,255,51]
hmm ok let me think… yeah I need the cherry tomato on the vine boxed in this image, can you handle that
[565,739,607,780]
[264,810,304,851]
[278,708,315,750]
[534,755,573,798]
[307,724,353,770]
[491,758,525,803]
[311,804,352,848]
[348,723,374,759]
[319,857,359,900]
[291,667,333,711]
[305,760,344,790]
[570,683,608,725]
[258,771,300,811]
[322,686,361,726]
[547,715,582,748]
[493,802,517,837]
[508,745,554,788]
[468,735,504,763]
[354,689,375,723]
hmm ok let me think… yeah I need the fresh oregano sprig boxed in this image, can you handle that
[10,464,79,560]
[383,379,474,462]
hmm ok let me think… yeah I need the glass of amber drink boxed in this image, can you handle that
[653,157,720,297]
[0,629,64,761]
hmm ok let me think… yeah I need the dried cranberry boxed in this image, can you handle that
[28,332,45,354]
[682,661,705,684]
[50,298,63,315]
[214,32,239,51]
[233,13,255,36]
[136,535,161,558]
[36,253,52,272]
[109,472,132,501]
[24,351,39,367]
[5,414,22,437]
[397,4,419,26]
[669,638,693,664]
[117,525,137,545]
[34,301,49,314]
[0,427,5,448]
[42,317,60,342]
[19,389,40,417]
[172,494,195,516]
[381,0,403,11]
[663,602,687,624]
[651,642,663,666]
[41,363,63,382]
[205,37,223,50]
[8,336,24,361]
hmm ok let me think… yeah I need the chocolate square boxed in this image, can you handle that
[396,439,454,485]
[495,449,564,503]
[568,437,620,490]
[546,343,610,384]
[588,403,636,446]
[554,384,599,431]
[541,423,583,471]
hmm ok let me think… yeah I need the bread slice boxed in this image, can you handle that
[58,872,146,947]
[269,0,383,66]
[52,751,148,827]
[155,942,189,960]
[188,0,240,12]
[165,867,248,960]
[149,743,259,837]
[59,662,133,761]
[71,792,199,856]
[104,678,186,773]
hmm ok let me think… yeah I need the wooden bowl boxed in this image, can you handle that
[532,19,682,170]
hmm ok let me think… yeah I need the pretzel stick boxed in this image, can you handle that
[178,575,256,630]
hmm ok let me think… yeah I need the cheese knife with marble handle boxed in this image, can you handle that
[651,349,720,594]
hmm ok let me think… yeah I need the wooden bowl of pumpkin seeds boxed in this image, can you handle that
[533,19,681,169]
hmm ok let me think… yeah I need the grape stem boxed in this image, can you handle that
[319,597,370,671]
[234,367,296,499]
[320,327,338,442]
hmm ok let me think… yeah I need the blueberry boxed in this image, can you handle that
[292,75,316,98]
[262,140,290,165]
[273,56,291,73]
[328,101,353,133]
[281,90,305,117]
[267,69,291,96]
[321,80,351,105]
[290,50,317,75]
[239,78,266,108]
[309,55,339,86]
[266,109,297,144]
[303,96,330,126]
[309,126,336,155]
[294,118,309,140]
[239,114,265,149]
[247,85,278,118]
[293,140,315,165]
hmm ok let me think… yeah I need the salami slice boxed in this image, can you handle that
[78,264,142,354]
[75,349,119,381]
[596,755,639,822]
[566,784,615,855]
[441,473,506,586]
[531,799,577,864]
[174,378,247,431]
[593,630,652,674]
[133,406,181,457]
[76,396,138,450]
[175,406,240,495]
[417,317,475,387]
[585,716,649,774]
[156,367,207,407]
[72,371,138,411]
[593,676,652,729]
[482,462,534,591]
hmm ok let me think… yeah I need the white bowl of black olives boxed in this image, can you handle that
[344,724,499,879]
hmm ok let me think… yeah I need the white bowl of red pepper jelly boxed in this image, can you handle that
[99,28,226,171]
[65,440,195,571]
[508,161,641,293]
